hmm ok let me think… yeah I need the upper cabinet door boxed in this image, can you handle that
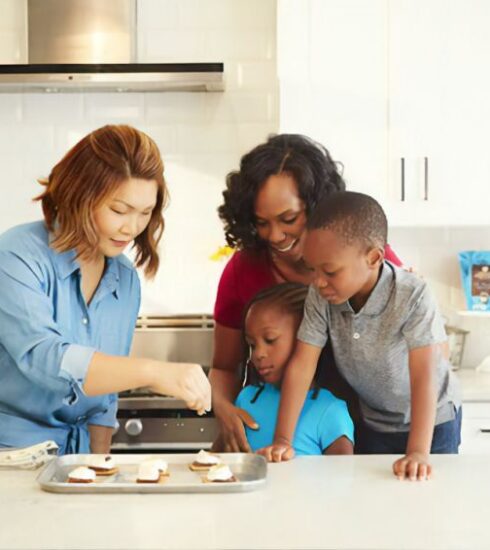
[278,0,490,226]
[387,0,490,225]
[278,0,389,205]
[386,1,444,223]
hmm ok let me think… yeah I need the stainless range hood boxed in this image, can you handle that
[0,0,224,93]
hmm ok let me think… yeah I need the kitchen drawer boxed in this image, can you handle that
[462,402,490,419]
[460,402,490,454]
[460,420,490,455]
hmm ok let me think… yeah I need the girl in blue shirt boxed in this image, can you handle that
[233,283,353,455]
[0,124,210,455]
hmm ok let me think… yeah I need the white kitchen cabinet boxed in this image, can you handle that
[460,402,490,454]
[278,0,490,226]
[387,0,490,226]
[278,0,389,204]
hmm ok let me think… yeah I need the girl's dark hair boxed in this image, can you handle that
[218,134,346,250]
[244,281,308,320]
[242,282,308,387]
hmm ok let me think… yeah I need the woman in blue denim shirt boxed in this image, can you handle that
[0,125,211,455]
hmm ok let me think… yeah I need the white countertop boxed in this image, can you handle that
[1,455,489,550]
[456,369,490,401]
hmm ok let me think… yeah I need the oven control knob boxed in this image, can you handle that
[125,419,143,436]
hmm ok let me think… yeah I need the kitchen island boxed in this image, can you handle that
[0,455,488,550]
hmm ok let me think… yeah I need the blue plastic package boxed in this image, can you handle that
[458,251,490,312]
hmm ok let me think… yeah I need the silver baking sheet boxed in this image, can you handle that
[37,453,267,494]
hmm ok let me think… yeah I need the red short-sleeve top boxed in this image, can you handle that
[214,244,402,330]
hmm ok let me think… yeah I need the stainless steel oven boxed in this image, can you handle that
[111,315,219,452]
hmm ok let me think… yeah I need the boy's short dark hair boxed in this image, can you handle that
[307,191,387,250]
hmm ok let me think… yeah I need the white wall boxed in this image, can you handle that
[389,226,490,370]
[0,0,279,315]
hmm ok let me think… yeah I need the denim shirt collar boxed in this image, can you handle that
[50,236,121,300]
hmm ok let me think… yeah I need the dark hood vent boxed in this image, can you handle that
[0,0,224,93]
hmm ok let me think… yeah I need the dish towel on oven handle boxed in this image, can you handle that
[0,440,59,469]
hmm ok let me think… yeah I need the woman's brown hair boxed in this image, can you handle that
[35,124,167,277]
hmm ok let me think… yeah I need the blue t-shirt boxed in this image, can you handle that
[235,383,354,455]
[0,221,141,454]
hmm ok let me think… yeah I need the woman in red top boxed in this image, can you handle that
[211,134,402,452]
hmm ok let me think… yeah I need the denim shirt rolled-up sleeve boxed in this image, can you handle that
[0,250,95,400]
[87,392,118,428]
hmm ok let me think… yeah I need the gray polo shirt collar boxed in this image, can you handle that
[337,262,395,316]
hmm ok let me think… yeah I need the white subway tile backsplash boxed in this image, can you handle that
[449,286,467,312]
[0,124,55,154]
[237,123,276,153]
[178,0,275,30]
[142,30,208,62]
[21,94,84,124]
[0,155,44,232]
[226,61,279,91]
[0,32,25,63]
[206,92,276,123]
[176,123,240,154]
[205,30,275,61]
[0,94,22,122]
[144,93,209,124]
[0,155,22,203]
[137,0,180,31]
[83,93,146,123]
[179,153,241,181]
[446,226,490,251]
[22,151,59,181]
[53,125,100,154]
[390,227,450,248]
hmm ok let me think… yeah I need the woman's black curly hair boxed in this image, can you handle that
[218,134,346,250]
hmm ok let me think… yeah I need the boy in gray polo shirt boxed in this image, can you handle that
[259,191,461,481]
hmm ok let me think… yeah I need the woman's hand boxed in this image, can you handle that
[84,353,210,416]
[88,425,113,454]
[213,400,258,452]
[257,438,295,462]
[392,451,432,481]
[148,361,211,416]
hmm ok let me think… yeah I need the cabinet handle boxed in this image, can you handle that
[424,157,429,201]
[401,157,405,202]
[480,429,490,433]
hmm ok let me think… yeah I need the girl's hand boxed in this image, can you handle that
[213,401,259,453]
[392,452,432,481]
[257,439,295,462]
[148,361,211,416]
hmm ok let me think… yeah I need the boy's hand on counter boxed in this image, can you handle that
[392,452,432,481]
[257,439,295,462]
